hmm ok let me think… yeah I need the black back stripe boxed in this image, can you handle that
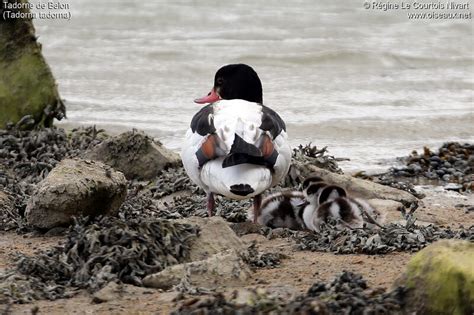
[318,185,346,204]
[302,175,324,189]
[297,201,309,220]
[222,153,264,168]
[337,198,357,223]
[230,134,262,157]
[259,105,286,139]
[190,104,215,136]
[306,183,327,197]
[317,203,331,221]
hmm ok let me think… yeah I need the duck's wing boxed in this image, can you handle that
[212,100,290,175]
[260,105,286,139]
[190,104,216,136]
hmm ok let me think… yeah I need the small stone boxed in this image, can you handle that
[447,168,456,174]
[408,164,422,173]
[425,171,438,179]
[92,282,123,304]
[454,160,467,168]
[442,174,451,181]
[444,183,462,191]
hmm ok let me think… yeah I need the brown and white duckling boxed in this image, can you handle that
[252,179,329,230]
[251,191,306,230]
[301,175,324,199]
[303,185,384,232]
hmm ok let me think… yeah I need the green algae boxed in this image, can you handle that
[403,240,474,315]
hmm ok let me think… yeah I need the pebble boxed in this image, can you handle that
[378,142,473,192]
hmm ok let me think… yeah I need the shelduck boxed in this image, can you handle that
[181,64,291,222]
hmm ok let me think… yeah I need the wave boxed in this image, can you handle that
[237,50,473,68]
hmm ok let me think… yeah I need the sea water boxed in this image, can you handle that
[30,0,473,171]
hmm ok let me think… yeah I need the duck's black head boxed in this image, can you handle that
[195,64,263,104]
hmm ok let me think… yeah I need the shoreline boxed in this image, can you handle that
[55,119,474,174]
[0,125,472,314]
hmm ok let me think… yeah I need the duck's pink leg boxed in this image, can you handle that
[207,192,215,217]
[253,194,262,223]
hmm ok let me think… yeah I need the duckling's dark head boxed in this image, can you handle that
[195,64,263,104]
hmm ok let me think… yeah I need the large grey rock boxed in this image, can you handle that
[143,216,251,290]
[177,216,248,261]
[142,250,251,290]
[307,166,418,204]
[25,159,127,229]
[84,130,180,180]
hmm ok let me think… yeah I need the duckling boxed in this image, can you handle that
[252,180,329,230]
[251,191,306,230]
[301,175,324,198]
[303,185,384,232]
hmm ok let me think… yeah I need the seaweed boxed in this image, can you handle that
[172,271,408,314]
[0,216,199,303]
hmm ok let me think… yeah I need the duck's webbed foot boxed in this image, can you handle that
[207,192,215,217]
[253,194,262,223]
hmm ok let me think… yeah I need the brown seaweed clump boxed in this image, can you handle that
[284,143,344,187]
[172,271,407,314]
[293,216,473,255]
[0,216,199,303]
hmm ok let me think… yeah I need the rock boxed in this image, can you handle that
[307,166,418,204]
[84,130,180,180]
[143,216,251,291]
[92,282,123,304]
[397,240,474,314]
[0,0,65,128]
[444,183,463,192]
[366,199,404,223]
[142,250,251,290]
[177,216,247,261]
[25,159,127,229]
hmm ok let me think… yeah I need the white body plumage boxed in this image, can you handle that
[181,99,291,200]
